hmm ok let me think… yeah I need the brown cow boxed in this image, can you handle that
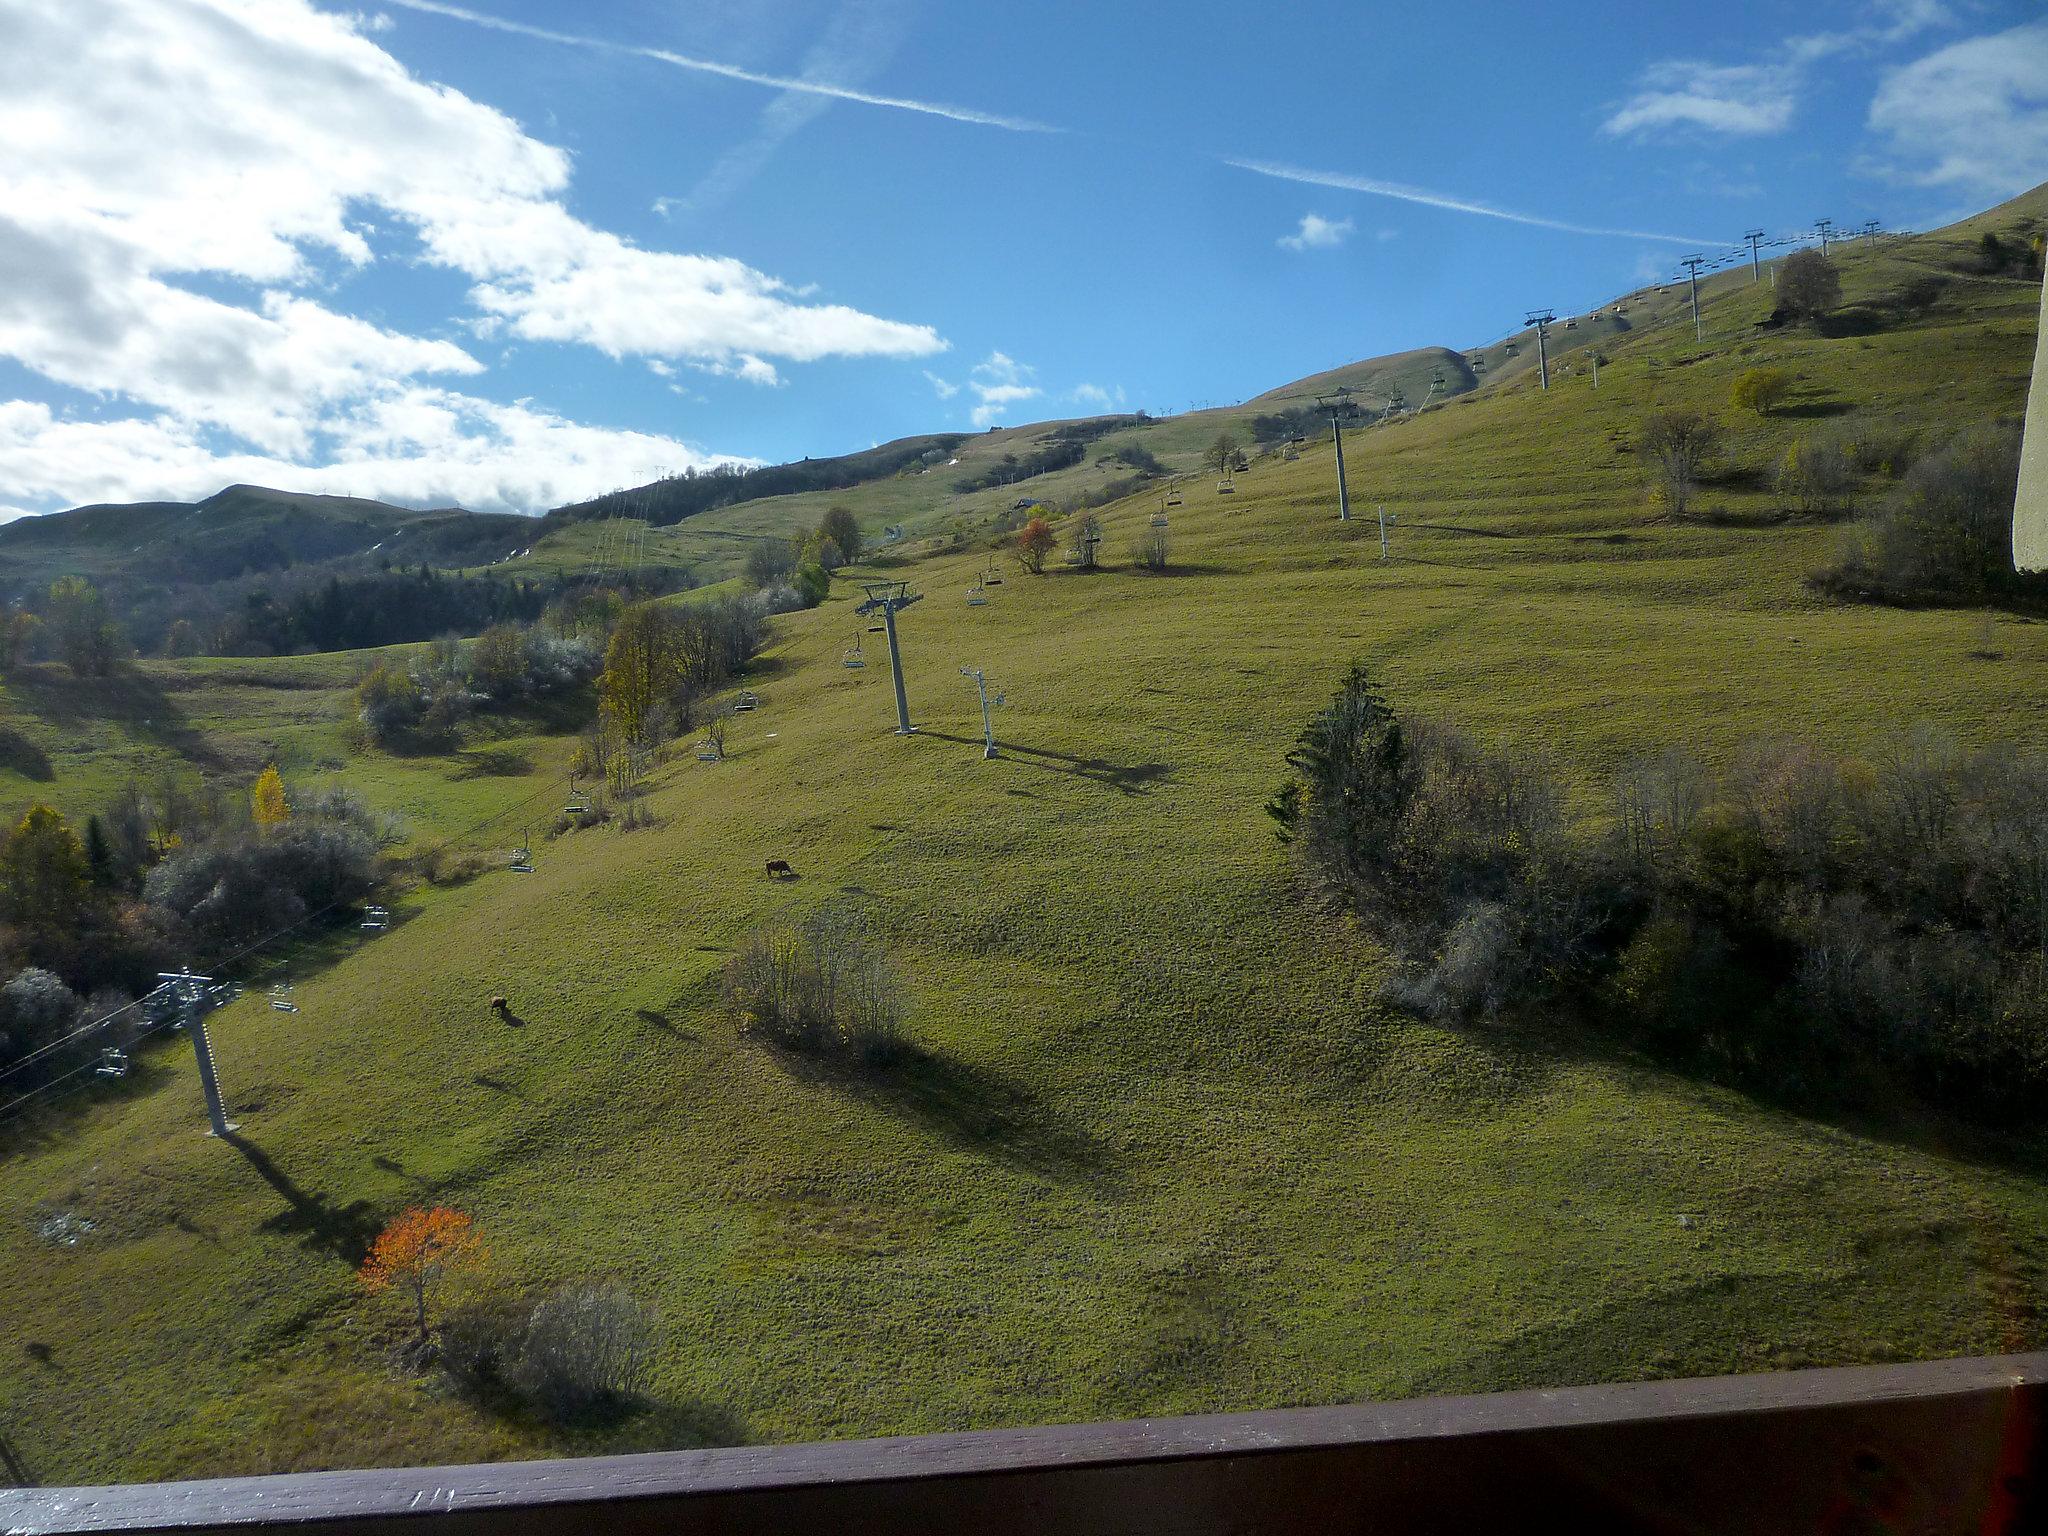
[765,859,795,879]
[490,995,509,1015]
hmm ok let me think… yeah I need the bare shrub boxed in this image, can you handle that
[438,1289,532,1395]
[510,1284,658,1421]
[723,911,909,1062]
[1777,432,1856,516]
[1132,527,1170,572]
[1637,409,1722,516]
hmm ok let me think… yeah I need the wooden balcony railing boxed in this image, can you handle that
[5,1351,2044,1533]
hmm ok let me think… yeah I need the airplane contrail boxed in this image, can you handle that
[1225,157,1711,246]
[382,0,1059,134]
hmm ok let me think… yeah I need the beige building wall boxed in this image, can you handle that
[2019,270,2048,572]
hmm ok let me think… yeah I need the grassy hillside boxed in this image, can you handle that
[2,192,2046,1485]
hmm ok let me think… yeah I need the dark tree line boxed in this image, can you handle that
[952,439,1085,495]
[551,436,965,530]
[218,568,552,656]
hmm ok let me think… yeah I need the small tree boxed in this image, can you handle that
[2,611,39,671]
[0,804,89,928]
[358,1206,489,1358]
[467,624,526,699]
[1206,433,1239,478]
[1016,517,1056,574]
[1778,434,1856,516]
[703,703,731,760]
[1133,526,1170,572]
[1730,366,1791,417]
[1638,408,1723,516]
[161,619,200,659]
[818,505,862,565]
[250,765,290,828]
[1779,250,1841,329]
[1070,512,1104,570]
[45,577,120,677]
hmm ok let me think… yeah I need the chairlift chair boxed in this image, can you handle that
[1165,481,1184,508]
[967,583,988,606]
[1150,511,1170,529]
[510,858,535,873]
[96,1047,129,1079]
[735,690,759,713]
[696,741,721,762]
[268,983,298,1014]
[360,904,389,933]
[1216,476,1235,495]
[843,635,866,669]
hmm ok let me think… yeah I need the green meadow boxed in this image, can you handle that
[2,191,2045,1483]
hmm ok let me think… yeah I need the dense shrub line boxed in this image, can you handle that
[1811,422,2046,607]
[0,784,388,1088]
[1269,665,2048,1119]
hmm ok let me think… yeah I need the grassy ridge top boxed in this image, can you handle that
[1,191,2045,1483]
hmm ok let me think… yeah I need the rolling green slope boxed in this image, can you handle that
[1,191,2046,1485]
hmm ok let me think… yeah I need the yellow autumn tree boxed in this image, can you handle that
[251,765,289,827]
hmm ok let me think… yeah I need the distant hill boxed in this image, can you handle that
[0,484,533,595]
[538,432,971,532]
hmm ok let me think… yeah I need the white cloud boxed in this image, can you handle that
[0,392,749,518]
[967,351,1040,428]
[1601,61,1798,138]
[1604,2,1951,140]
[0,0,944,515]
[1277,213,1355,252]
[1069,383,1125,409]
[923,371,960,399]
[1867,20,2048,200]
[1226,159,1708,245]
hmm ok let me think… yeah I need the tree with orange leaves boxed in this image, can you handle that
[358,1206,488,1355]
[1016,516,1056,575]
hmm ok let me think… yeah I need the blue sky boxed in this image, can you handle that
[0,0,2043,518]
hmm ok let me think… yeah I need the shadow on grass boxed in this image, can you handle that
[0,725,52,781]
[634,1007,697,1041]
[7,664,224,769]
[1773,398,1856,420]
[782,1043,1120,1192]
[0,1425,32,1485]
[223,1131,379,1266]
[919,731,1172,796]
[449,746,533,779]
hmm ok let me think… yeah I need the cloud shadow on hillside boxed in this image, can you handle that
[7,665,225,769]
